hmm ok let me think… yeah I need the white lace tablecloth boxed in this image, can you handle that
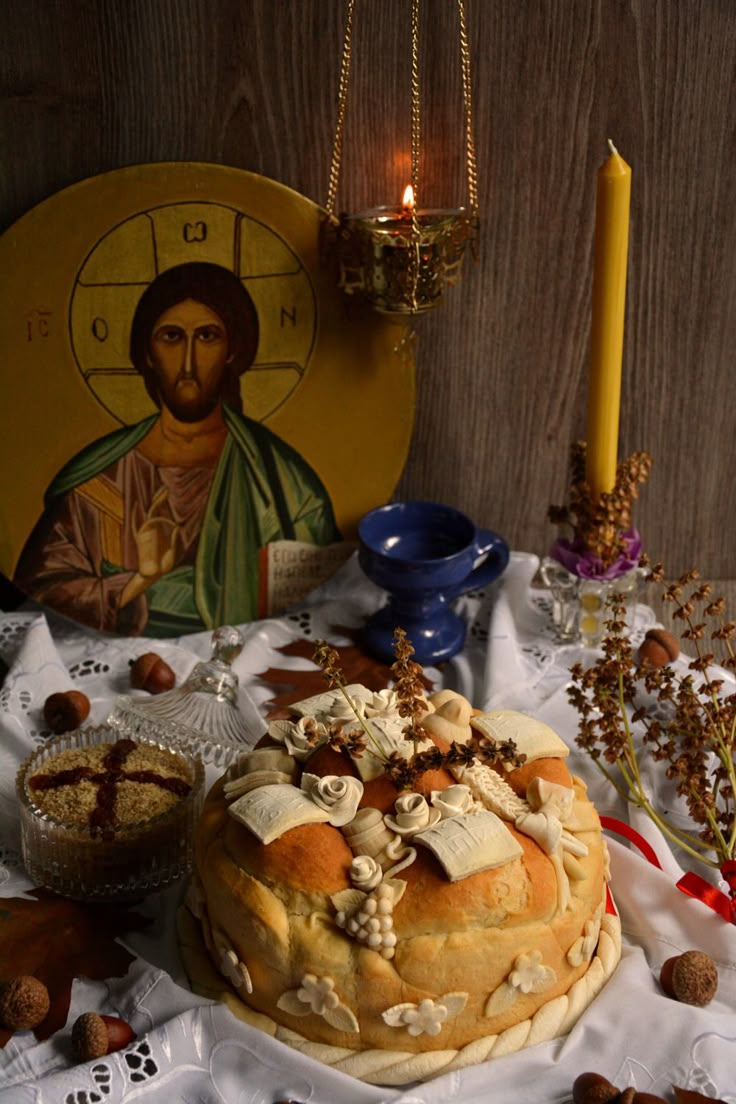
[0,552,734,1104]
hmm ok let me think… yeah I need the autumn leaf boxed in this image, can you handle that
[674,1088,727,1104]
[256,629,434,717]
[0,887,148,1045]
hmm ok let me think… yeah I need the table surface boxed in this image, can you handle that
[0,552,734,1104]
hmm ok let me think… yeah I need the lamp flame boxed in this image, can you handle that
[402,184,415,212]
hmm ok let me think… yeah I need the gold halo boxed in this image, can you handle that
[69,200,316,426]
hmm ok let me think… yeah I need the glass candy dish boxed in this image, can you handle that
[17,726,204,902]
[109,626,262,768]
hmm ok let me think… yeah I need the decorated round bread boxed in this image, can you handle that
[179,686,620,1085]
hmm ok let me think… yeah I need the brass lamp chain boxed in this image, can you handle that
[457,0,478,217]
[408,0,422,309]
[324,0,478,223]
[325,0,356,220]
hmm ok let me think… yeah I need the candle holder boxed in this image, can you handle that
[544,441,652,646]
[335,206,473,315]
[322,0,478,315]
[539,557,643,647]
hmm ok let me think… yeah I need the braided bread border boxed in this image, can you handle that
[179,894,621,1086]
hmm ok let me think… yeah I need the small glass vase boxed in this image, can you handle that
[539,557,642,647]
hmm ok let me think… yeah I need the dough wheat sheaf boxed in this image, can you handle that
[179,687,621,1084]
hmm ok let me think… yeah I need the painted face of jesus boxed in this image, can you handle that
[148,299,232,423]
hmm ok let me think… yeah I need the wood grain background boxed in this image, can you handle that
[1,0,735,607]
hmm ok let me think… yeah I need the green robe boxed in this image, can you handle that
[17,407,341,637]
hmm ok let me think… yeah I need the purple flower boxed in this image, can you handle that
[549,528,642,581]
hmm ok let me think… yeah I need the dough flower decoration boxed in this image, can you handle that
[277,973,359,1033]
[509,950,557,994]
[330,687,402,723]
[384,792,441,838]
[484,950,557,1016]
[382,992,468,1037]
[362,688,403,717]
[214,933,253,994]
[567,906,603,968]
[301,772,363,827]
[268,716,327,760]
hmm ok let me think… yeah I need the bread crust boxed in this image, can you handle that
[191,716,613,1057]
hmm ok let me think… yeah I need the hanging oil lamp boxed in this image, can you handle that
[323,0,478,316]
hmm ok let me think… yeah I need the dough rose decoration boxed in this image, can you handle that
[312,631,525,790]
[268,716,328,760]
[382,992,468,1037]
[384,792,441,837]
[431,782,478,819]
[300,772,363,826]
[569,566,736,920]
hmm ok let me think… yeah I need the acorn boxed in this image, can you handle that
[637,628,679,668]
[71,1012,134,1061]
[0,975,50,1031]
[660,949,718,1007]
[572,1072,620,1104]
[43,690,91,734]
[129,652,176,694]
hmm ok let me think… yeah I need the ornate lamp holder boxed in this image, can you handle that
[323,0,478,316]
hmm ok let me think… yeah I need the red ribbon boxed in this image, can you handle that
[600,815,663,869]
[677,864,736,923]
[600,815,736,924]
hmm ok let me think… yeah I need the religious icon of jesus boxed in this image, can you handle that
[13,261,341,637]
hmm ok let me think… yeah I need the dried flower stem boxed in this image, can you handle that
[390,628,430,757]
[570,572,736,878]
[312,640,387,759]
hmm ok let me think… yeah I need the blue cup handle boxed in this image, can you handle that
[444,529,510,601]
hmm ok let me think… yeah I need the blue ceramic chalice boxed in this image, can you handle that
[358,500,509,665]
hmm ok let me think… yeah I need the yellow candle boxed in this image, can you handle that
[585,139,632,498]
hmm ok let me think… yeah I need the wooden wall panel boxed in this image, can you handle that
[1,0,735,583]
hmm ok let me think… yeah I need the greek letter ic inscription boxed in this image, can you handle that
[26,307,52,341]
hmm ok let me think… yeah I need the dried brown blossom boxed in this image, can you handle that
[391,628,431,753]
[321,721,367,759]
[313,641,346,689]
[312,635,524,791]
[467,731,526,770]
[549,441,652,567]
[569,575,736,876]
